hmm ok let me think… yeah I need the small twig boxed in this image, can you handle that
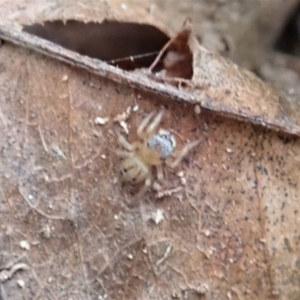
[0,283,8,300]
[156,244,172,266]
[107,51,159,64]
[155,186,182,199]
[0,263,29,282]
[149,38,174,72]
[20,189,67,220]
[149,18,192,72]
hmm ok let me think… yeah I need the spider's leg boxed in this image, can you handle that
[166,138,202,168]
[146,110,164,136]
[137,111,156,138]
[133,165,150,184]
[156,164,164,181]
[133,172,152,200]
[115,150,134,158]
[145,174,152,187]
[117,133,139,151]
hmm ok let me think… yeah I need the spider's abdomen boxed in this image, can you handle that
[119,156,149,184]
[147,129,176,160]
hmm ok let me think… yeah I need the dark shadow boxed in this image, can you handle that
[23,20,170,71]
[274,4,300,56]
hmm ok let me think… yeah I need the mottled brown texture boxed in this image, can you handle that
[0,1,300,300]
[191,43,300,134]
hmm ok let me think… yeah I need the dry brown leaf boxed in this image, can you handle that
[0,11,299,136]
[0,1,300,300]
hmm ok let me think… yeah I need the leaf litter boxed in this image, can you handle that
[0,1,299,299]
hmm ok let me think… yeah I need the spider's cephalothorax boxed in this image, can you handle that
[115,110,201,195]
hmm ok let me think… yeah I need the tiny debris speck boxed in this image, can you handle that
[127,254,133,260]
[194,104,201,114]
[151,209,164,225]
[119,120,129,134]
[121,3,127,10]
[52,145,66,158]
[180,177,187,185]
[177,171,185,177]
[17,279,25,288]
[20,240,30,250]
[114,111,128,122]
[95,117,109,125]
[126,106,132,115]
[62,74,68,82]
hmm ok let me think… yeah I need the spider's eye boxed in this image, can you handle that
[120,168,128,176]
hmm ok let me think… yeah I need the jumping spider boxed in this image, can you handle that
[115,110,201,196]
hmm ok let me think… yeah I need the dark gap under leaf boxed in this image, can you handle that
[162,21,193,80]
[23,20,170,71]
[150,19,193,80]
[274,4,300,56]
